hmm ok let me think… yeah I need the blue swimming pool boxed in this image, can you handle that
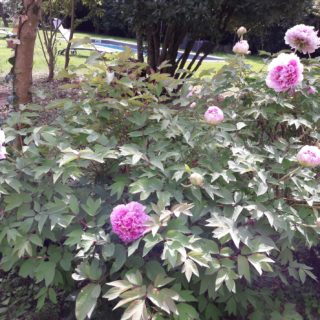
[91,39,224,61]
[93,41,137,53]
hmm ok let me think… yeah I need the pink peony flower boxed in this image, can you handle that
[266,53,303,92]
[233,40,250,55]
[297,145,320,168]
[0,146,6,160]
[110,201,149,243]
[307,86,316,95]
[284,24,320,54]
[204,106,224,125]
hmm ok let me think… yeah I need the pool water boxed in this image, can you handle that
[91,39,223,61]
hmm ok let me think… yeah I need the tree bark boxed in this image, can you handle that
[64,0,75,70]
[0,3,9,27]
[146,30,156,71]
[14,0,42,105]
[136,28,144,62]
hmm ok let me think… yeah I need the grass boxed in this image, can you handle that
[0,28,266,79]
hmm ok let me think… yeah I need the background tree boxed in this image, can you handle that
[38,0,61,81]
[110,0,313,77]
[64,0,105,69]
[0,0,22,26]
[0,2,9,27]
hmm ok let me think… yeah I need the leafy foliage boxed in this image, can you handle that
[0,47,320,320]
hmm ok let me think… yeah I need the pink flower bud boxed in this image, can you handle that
[204,106,224,125]
[233,40,250,55]
[237,26,247,38]
[189,173,204,187]
[307,86,316,95]
[297,145,320,168]
[190,102,197,109]
[187,85,202,97]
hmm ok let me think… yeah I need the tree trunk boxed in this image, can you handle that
[136,28,144,62]
[64,0,75,70]
[0,3,9,27]
[47,48,55,81]
[146,30,156,71]
[14,0,42,105]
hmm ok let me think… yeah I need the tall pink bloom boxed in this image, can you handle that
[285,24,320,54]
[297,146,320,168]
[110,201,149,243]
[233,40,250,55]
[204,106,224,125]
[266,53,303,92]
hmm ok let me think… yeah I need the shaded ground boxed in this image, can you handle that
[0,76,83,125]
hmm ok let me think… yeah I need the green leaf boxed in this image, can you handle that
[128,239,141,257]
[29,234,43,247]
[35,261,56,287]
[182,259,199,282]
[19,259,36,278]
[111,244,127,274]
[102,243,115,260]
[177,303,199,320]
[81,197,101,216]
[48,288,57,304]
[75,284,101,320]
[110,176,130,199]
[125,270,143,286]
[4,193,32,211]
[248,254,274,275]
[121,300,148,320]
[130,178,163,200]
[237,256,251,283]
[154,274,174,288]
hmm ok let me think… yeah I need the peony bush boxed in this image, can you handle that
[0,27,320,319]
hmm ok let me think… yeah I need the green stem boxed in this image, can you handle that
[279,166,301,182]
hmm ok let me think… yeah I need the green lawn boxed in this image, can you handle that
[0,29,265,79]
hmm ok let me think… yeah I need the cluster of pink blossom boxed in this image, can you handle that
[0,129,6,160]
[297,146,320,168]
[266,53,304,93]
[110,201,149,243]
[204,106,224,125]
[285,24,320,54]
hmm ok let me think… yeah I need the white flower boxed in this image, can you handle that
[106,71,115,84]
[0,129,5,145]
